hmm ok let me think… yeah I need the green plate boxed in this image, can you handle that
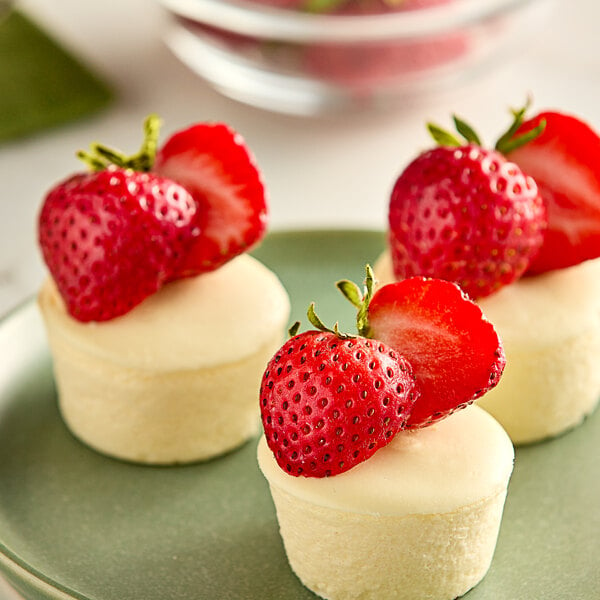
[0,230,598,600]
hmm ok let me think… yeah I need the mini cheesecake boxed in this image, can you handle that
[39,254,290,464]
[258,404,514,600]
[375,251,600,444]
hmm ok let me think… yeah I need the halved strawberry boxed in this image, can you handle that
[506,111,600,273]
[367,276,505,428]
[154,123,267,275]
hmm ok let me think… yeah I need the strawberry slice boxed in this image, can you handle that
[367,277,505,428]
[154,123,267,275]
[506,111,600,273]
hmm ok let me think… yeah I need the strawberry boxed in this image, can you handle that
[505,111,600,273]
[38,115,267,322]
[260,266,505,476]
[260,329,418,477]
[388,108,548,299]
[367,276,505,428]
[39,166,198,322]
[154,123,267,274]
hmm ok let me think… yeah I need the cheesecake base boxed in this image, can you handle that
[270,485,507,600]
[374,250,600,445]
[39,255,290,464]
[258,405,514,600]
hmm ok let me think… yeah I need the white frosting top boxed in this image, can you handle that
[258,404,514,516]
[39,254,290,371]
[374,251,600,349]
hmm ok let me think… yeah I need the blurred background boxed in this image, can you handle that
[0,0,599,594]
[1,0,599,320]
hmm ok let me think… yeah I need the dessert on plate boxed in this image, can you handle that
[375,104,600,444]
[37,115,290,464]
[258,268,513,600]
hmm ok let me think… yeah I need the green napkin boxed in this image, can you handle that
[0,10,113,142]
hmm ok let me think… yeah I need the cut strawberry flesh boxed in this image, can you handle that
[368,277,505,428]
[507,111,600,273]
[154,123,267,275]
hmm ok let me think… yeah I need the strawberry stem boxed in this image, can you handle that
[427,123,462,147]
[427,99,546,154]
[76,114,162,173]
[495,99,546,154]
[303,0,348,12]
[453,115,481,145]
[289,265,377,340]
[336,264,375,338]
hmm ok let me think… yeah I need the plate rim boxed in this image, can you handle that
[0,227,384,600]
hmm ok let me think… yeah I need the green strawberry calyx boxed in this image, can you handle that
[426,99,547,155]
[336,264,375,338]
[77,114,161,173]
[288,264,376,340]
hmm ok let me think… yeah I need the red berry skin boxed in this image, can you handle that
[368,277,505,429]
[260,331,419,477]
[388,144,547,299]
[154,123,267,275]
[38,167,199,322]
[506,111,600,274]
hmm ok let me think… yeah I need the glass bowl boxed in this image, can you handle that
[159,0,553,116]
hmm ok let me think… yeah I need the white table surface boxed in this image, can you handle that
[1,0,599,598]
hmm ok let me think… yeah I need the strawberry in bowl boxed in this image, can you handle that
[37,116,290,464]
[375,102,600,444]
[258,267,513,600]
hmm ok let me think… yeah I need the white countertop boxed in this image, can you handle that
[1,0,599,597]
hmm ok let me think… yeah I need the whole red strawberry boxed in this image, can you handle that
[388,109,548,299]
[39,166,198,322]
[505,110,600,274]
[260,329,417,477]
[38,115,267,322]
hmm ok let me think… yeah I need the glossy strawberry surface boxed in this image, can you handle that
[39,167,198,322]
[260,331,418,477]
[388,144,547,299]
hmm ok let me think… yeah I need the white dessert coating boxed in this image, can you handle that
[258,404,514,516]
[39,254,291,371]
[259,405,514,600]
[39,254,291,464]
[374,250,600,444]
[374,251,600,347]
